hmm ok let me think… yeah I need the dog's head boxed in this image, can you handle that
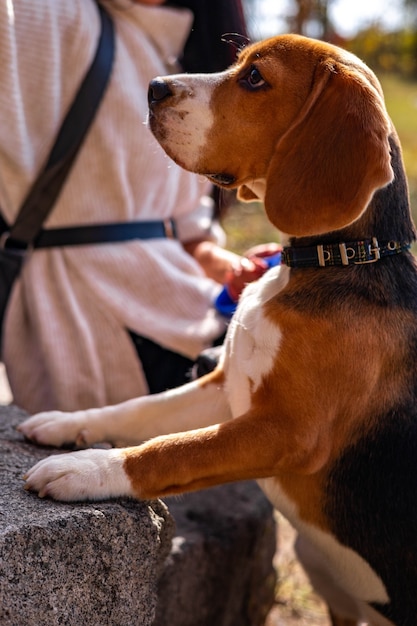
[148,34,394,237]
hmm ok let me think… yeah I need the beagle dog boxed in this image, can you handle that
[19,34,417,626]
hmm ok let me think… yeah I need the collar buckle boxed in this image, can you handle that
[354,237,381,264]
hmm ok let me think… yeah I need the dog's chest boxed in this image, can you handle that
[223,265,287,417]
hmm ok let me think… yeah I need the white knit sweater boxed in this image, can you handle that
[0,0,227,412]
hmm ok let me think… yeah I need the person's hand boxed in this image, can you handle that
[185,240,281,301]
[184,240,242,285]
[224,256,267,301]
[226,243,282,300]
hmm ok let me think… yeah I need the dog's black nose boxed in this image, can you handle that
[148,78,173,105]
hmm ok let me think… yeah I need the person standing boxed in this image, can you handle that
[0,0,273,412]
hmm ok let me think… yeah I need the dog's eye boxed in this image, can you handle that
[241,65,266,90]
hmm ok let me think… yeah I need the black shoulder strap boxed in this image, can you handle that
[6,3,115,246]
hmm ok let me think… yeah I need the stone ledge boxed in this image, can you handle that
[0,405,173,626]
[1,405,276,626]
[157,483,277,626]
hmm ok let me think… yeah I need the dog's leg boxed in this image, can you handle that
[24,405,289,502]
[18,370,229,448]
[294,535,362,626]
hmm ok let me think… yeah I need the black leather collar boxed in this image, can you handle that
[281,237,411,268]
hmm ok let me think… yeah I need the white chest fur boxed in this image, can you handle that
[223,264,288,417]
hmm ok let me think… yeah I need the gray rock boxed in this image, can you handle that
[0,405,173,626]
[0,405,276,626]
[157,483,277,626]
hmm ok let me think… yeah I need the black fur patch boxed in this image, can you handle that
[324,410,417,625]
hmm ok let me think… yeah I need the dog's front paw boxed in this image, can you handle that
[18,410,103,448]
[23,449,133,501]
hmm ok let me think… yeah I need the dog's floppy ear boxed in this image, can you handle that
[264,59,394,236]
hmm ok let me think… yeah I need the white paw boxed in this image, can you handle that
[18,410,102,448]
[23,449,133,501]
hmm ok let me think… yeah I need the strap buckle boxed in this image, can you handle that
[0,231,10,249]
[163,219,177,239]
[0,231,30,255]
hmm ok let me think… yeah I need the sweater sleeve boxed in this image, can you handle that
[0,1,228,413]
[175,194,226,245]
[0,0,99,218]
